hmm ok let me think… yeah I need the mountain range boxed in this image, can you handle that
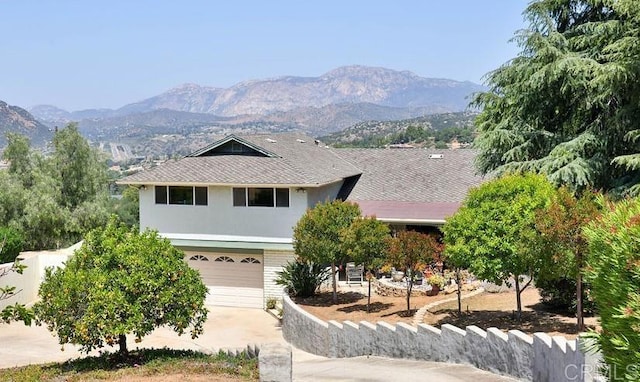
[27,66,484,139]
[0,101,52,146]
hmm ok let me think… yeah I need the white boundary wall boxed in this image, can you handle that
[282,295,604,382]
[0,244,78,309]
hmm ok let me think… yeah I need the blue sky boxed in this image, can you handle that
[1,1,530,111]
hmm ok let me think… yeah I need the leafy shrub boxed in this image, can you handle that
[0,226,24,264]
[536,276,596,315]
[275,260,329,298]
[266,297,278,310]
[584,197,640,380]
[427,274,445,289]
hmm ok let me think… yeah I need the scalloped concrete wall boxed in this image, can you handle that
[282,295,603,381]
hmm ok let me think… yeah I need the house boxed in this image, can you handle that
[118,133,483,308]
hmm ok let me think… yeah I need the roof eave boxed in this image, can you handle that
[374,217,446,226]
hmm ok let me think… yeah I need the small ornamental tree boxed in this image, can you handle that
[443,173,554,319]
[34,218,208,354]
[534,187,600,330]
[583,197,640,380]
[341,216,390,313]
[387,230,441,314]
[293,200,361,304]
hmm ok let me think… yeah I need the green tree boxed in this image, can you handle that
[34,218,208,354]
[51,123,108,209]
[472,0,640,195]
[0,126,112,250]
[534,187,600,330]
[293,200,361,304]
[341,216,390,313]
[0,227,24,264]
[110,186,140,228]
[387,230,441,314]
[442,173,554,319]
[2,133,36,188]
[584,196,640,381]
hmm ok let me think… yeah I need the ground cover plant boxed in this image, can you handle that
[0,348,258,382]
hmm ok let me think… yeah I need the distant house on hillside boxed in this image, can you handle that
[118,133,484,309]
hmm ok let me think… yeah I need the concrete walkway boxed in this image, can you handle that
[0,306,515,381]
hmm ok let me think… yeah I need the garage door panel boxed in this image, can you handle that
[186,252,263,308]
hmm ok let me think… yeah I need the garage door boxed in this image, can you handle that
[186,252,264,308]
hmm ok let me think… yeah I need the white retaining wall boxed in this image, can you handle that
[0,245,77,309]
[282,295,603,382]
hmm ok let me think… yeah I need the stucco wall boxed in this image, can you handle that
[282,295,603,382]
[0,250,72,309]
[306,181,343,209]
[263,250,297,304]
[141,186,319,238]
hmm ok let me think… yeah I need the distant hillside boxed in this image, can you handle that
[257,102,446,136]
[321,111,477,148]
[0,101,52,146]
[76,109,232,140]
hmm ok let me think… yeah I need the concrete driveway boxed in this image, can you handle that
[0,306,285,369]
[0,306,514,381]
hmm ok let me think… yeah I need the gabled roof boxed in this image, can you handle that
[188,134,279,158]
[119,133,362,187]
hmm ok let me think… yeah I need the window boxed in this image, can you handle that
[214,256,234,262]
[233,188,246,207]
[155,186,167,204]
[195,187,208,205]
[233,187,289,208]
[155,186,208,206]
[276,188,289,207]
[241,257,261,264]
[169,186,193,205]
[248,188,274,207]
[189,255,209,261]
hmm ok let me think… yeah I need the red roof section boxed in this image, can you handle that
[354,200,461,222]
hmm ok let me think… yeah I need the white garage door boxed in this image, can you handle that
[186,252,264,308]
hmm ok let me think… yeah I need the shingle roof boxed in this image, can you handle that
[335,148,483,204]
[335,148,485,221]
[119,133,362,186]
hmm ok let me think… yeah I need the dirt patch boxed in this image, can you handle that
[422,288,599,339]
[294,289,452,325]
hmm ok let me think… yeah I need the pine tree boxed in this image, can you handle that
[473,0,640,195]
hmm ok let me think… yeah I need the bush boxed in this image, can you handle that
[275,260,329,298]
[584,197,640,380]
[536,276,596,315]
[0,227,24,264]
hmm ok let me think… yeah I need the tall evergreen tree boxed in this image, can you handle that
[473,0,640,195]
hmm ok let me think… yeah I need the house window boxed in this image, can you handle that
[233,188,246,207]
[214,256,234,262]
[169,186,193,205]
[248,188,274,207]
[155,186,208,206]
[232,187,290,208]
[276,188,289,207]
[241,257,261,264]
[155,186,168,204]
[195,187,208,205]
